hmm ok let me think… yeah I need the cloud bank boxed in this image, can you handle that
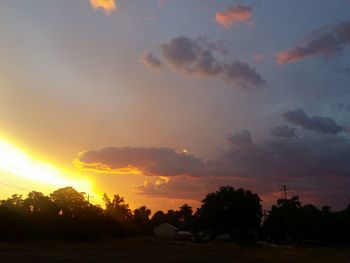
[277,20,350,64]
[77,127,350,208]
[215,5,253,28]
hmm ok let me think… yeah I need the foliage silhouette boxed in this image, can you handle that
[197,186,262,240]
[0,186,349,244]
[263,196,350,244]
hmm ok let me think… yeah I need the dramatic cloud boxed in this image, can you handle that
[283,109,345,134]
[90,0,116,14]
[75,147,204,177]
[77,130,350,208]
[140,52,162,70]
[215,5,253,28]
[271,125,297,138]
[152,36,266,89]
[277,20,350,64]
[133,133,350,208]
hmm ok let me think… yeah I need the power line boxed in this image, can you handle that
[0,182,32,192]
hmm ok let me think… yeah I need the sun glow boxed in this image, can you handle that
[74,157,142,175]
[0,137,96,196]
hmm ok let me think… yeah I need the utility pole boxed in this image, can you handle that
[87,194,94,203]
[280,185,290,241]
[281,185,290,199]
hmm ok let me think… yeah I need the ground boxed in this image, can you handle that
[0,237,348,263]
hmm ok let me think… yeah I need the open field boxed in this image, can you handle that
[0,238,349,263]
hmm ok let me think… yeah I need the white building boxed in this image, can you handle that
[153,223,178,240]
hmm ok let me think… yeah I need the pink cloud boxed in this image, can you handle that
[277,20,350,64]
[215,5,252,28]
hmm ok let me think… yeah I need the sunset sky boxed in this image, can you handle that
[1,0,350,212]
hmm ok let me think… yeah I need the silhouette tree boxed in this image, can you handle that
[133,206,151,223]
[132,206,152,234]
[103,193,132,222]
[23,191,58,215]
[165,209,180,227]
[263,196,301,242]
[0,185,349,243]
[197,186,262,240]
[150,210,167,227]
[0,194,26,240]
[50,187,88,217]
[178,204,193,230]
[2,194,24,209]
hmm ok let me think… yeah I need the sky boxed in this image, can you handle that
[0,0,350,212]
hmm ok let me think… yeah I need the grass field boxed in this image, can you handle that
[0,237,348,263]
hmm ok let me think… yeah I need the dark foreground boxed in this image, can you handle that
[0,238,349,263]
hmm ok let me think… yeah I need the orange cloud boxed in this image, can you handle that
[277,20,350,64]
[90,0,116,14]
[74,147,204,177]
[74,156,141,175]
[215,5,252,28]
[276,51,303,64]
[276,43,340,64]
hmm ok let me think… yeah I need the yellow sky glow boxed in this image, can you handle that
[0,137,99,200]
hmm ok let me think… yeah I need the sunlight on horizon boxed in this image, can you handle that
[0,136,99,200]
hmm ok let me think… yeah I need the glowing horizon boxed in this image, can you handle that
[0,136,99,200]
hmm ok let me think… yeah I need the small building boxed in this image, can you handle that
[153,223,178,240]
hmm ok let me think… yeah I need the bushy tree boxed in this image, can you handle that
[263,196,350,244]
[132,206,151,234]
[197,186,262,240]
[103,193,132,222]
[178,204,193,230]
[50,187,88,217]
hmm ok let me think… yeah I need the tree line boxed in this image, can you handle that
[0,186,349,244]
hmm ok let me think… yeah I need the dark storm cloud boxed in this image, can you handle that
[270,125,297,138]
[76,132,350,183]
[140,52,162,70]
[77,129,350,208]
[283,109,345,134]
[76,147,204,177]
[133,132,350,208]
[278,20,350,64]
[142,36,266,89]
